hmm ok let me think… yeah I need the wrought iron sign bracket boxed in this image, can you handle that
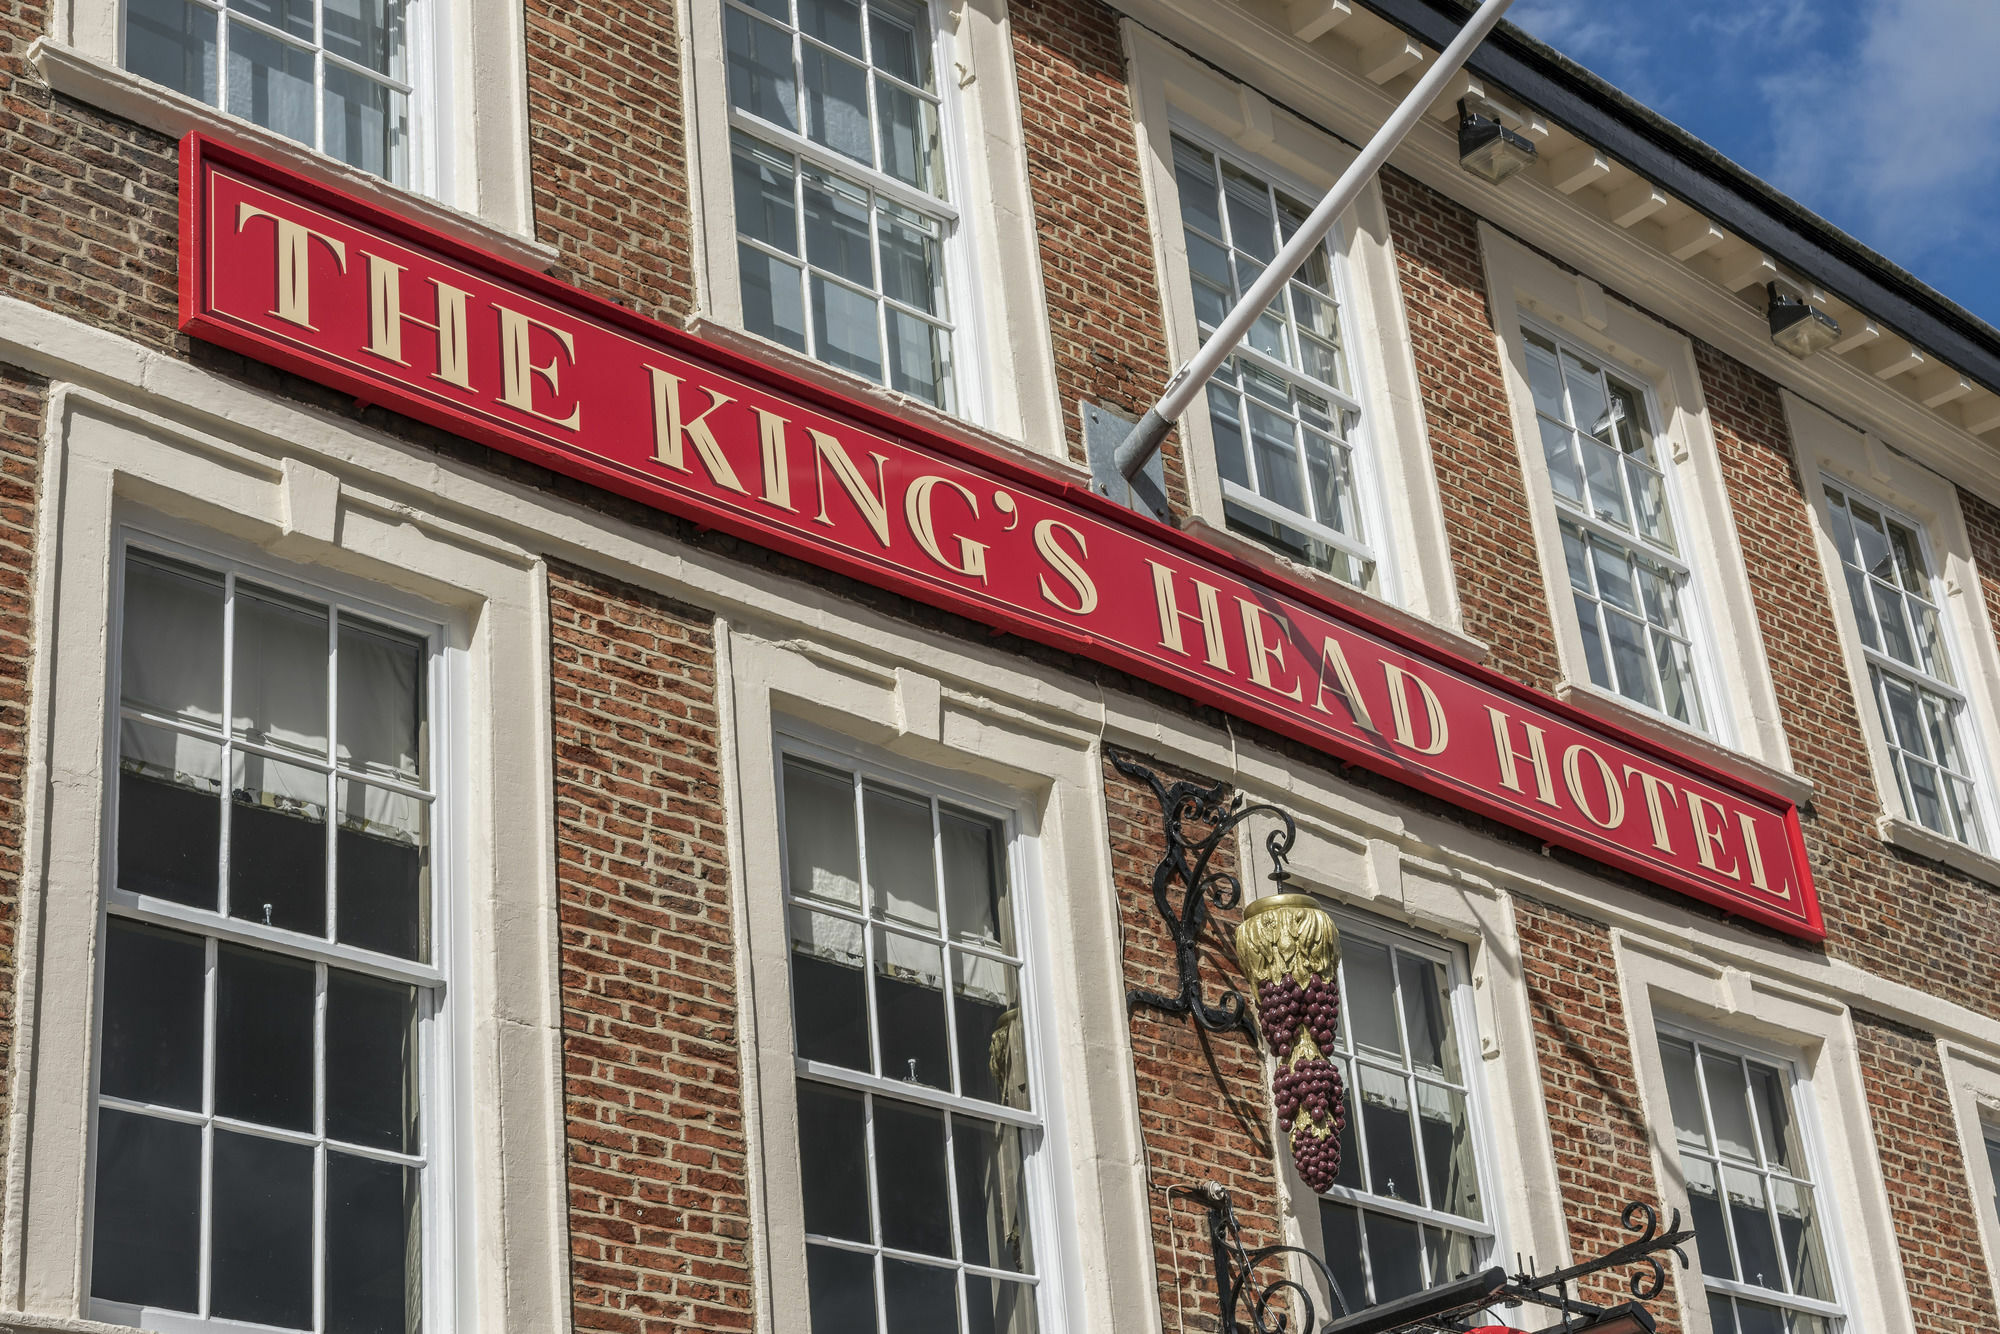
[1109,747,1299,1040]
[1176,1183,1694,1334]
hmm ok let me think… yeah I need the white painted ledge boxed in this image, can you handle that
[1555,677,1816,805]
[0,1312,131,1334]
[1181,515,1493,665]
[25,38,560,274]
[1879,813,2000,888]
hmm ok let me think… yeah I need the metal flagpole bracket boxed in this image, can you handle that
[1110,747,1298,1039]
[1083,401,1171,520]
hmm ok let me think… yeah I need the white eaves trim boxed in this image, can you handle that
[25,37,558,273]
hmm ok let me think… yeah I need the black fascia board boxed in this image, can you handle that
[1363,0,2000,397]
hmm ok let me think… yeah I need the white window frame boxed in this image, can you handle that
[1786,388,2000,885]
[1484,226,1799,779]
[762,724,1072,1334]
[1309,907,1507,1311]
[1653,1021,1850,1333]
[685,0,1063,445]
[1938,1042,2000,1319]
[33,0,542,251]
[86,527,455,1334]
[1520,315,1726,738]
[1618,938,1905,1334]
[1125,23,1466,633]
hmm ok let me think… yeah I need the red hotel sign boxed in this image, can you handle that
[178,134,1823,939]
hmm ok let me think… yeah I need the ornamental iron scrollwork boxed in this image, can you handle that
[1177,1183,1694,1334]
[1110,747,1298,1040]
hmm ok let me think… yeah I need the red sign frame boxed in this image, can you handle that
[177,133,1822,939]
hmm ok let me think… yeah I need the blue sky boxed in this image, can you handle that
[1507,0,2000,328]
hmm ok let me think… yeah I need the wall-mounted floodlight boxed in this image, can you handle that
[1458,98,1537,182]
[1767,283,1841,358]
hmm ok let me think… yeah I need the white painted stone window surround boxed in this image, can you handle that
[1124,22,1465,633]
[92,532,446,1334]
[3,385,568,1333]
[1483,226,1797,779]
[1938,1042,2000,1319]
[684,0,1062,448]
[1619,938,1912,1334]
[1306,909,1505,1315]
[1785,390,2000,887]
[29,0,540,260]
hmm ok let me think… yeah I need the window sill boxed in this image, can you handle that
[1879,813,2000,888]
[682,316,1084,484]
[1181,516,1493,666]
[1555,678,1816,806]
[25,38,560,274]
[0,1309,134,1334]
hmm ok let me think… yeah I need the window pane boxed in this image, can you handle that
[232,0,314,39]
[811,274,884,381]
[126,0,218,104]
[322,0,404,75]
[1748,1063,1803,1175]
[1172,138,1221,237]
[100,919,206,1110]
[1660,1037,1708,1151]
[91,1108,201,1311]
[1396,953,1459,1082]
[231,750,329,936]
[119,720,222,907]
[1684,1155,1734,1279]
[965,1274,1039,1334]
[886,310,952,410]
[227,19,316,147]
[1363,1211,1425,1302]
[234,584,330,759]
[1540,418,1583,505]
[789,904,869,1071]
[1702,1051,1758,1162]
[337,779,429,961]
[1222,163,1276,263]
[1708,1292,1740,1334]
[1357,1064,1419,1202]
[878,204,943,315]
[800,0,863,56]
[727,8,798,128]
[1604,611,1658,710]
[796,1080,870,1242]
[1724,1163,1781,1291]
[870,0,931,85]
[941,806,1011,953]
[734,136,801,255]
[864,783,939,930]
[123,552,224,724]
[955,1117,1034,1273]
[1770,1176,1833,1302]
[1733,1299,1786,1334]
[883,1258,957,1333]
[1343,939,1400,1058]
[338,618,425,783]
[327,1153,422,1334]
[954,952,1023,1107]
[874,1098,951,1257]
[806,1244,878,1334]
[803,45,871,164]
[1317,1200,1368,1312]
[875,927,948,1088]
[742,247,811,352]
[326,968,420,1153]
[784,758,861,909]
[803,170,875,287]
[1417,1081,1480,1220]
[210,1129,315,1329]
[324,67,410,184]
[215,943,317,1131]
[876,82,940,193]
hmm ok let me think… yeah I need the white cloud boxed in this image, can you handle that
[1759,0,2000,268]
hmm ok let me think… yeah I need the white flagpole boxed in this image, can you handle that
[1112,0,1517,482]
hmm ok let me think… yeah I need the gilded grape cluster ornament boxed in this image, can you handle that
[1233,894,1345,1192]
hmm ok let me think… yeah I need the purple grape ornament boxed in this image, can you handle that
[1235,894,1346,1193]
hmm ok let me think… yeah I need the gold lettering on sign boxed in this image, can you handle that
[1237,601,1303,701]
[648,369,747,494]
[497,306,582,430]
[1311,636,1377,733]
[905,476,989,582]
[1686,791,1740,880]
[1033,520,1097,615]
[1147,563,1229,669]
[1562,744,1626,829]
[811,430,893,548]
[1486,708,1557,807]
[1736,813,1776,894]
[753,407,796,511]
[1622,767,1681,853]
[364,255,471,389]
[235,203,347,331]
[1382,663,1448,755]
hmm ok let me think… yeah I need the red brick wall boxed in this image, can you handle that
[1513,896,1682,1330]
[1106,752,1284,1333]
[550,563,751,1334]
[1962,487,2000,661]
[1852,1012,1999,1334]
[0,366,40,1164]
[1010,0,1189,507]
[1379,171,1563,690]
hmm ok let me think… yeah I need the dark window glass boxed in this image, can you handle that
[99,919,205,1110]
[883,1258,957,1333]
[118,765,220,908]
[337,814,425,959]
[874,1099,950,1257]
[796,1081,870,1242]
[214,943,316,1131]
[328,1152,422,1334]
[806,1244,878,1334]
[327,969,419,1153]
[230,759,328,936]
[90,1108,201,1312]
[210,1129,314,1328]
